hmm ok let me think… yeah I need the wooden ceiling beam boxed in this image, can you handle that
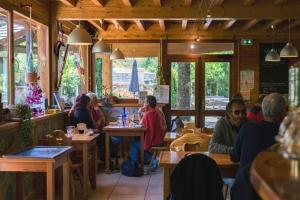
[203,19,213,30]
[98,23,300,40]
[153,0,161,6]
[135,20,146,31]
[284,20,300,30]
[122,0,133,6]
[185,0,192,6]
[90,0,105,7]
[159,20,165,31]
[182,20,188,30]
[274,0,288,5]
[53,1,300,20]
[262,19,285,30]
[111,20,127,31]
[244,0,256,6]
[223,19,236,30]
[242,19,260,31]
[88,20,108,32]
[59,0,77,7]
[213,0,225,6]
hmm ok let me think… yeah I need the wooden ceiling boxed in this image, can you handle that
[51,0,300,40]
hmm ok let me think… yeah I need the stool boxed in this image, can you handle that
[146,146,168,175]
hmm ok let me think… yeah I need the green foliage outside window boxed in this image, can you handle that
[61,54,80,97]
[205,62,229,97]
[95,58,103,97]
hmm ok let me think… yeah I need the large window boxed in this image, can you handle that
[205,62,230,110]
[112,57,158,98]
[0,8,8,105]
[171,61,195,110]
[59,45,81,105]
[13,12,48,104]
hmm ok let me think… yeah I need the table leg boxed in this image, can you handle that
[16,173,23,200]
[105,133,110,173]
[46,163,55,200]
[163,167,170,200]
[91,143,97,189]
[62,157,70,200]
[83,144,89,199]
[140,134,144,173]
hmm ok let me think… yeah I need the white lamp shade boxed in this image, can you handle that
[92,40,111,54]
[265,49,280,62]
[67,25,92,45]
[110,48,125,60]
[280,42,298,57]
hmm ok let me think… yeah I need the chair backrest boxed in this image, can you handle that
[48,130,72,146]
[184,122,196,129]
[170,153,224,200]
[169,133,211,152]
[179,128,194,134]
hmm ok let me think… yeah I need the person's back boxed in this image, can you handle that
[141,107,164,150]
[230,121,279,169]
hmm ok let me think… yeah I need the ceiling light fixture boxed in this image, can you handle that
[110,24,125,60]
[280,18,298,58]
[68,23,92,45]
[265,25,280,62]
[92,38,111,54]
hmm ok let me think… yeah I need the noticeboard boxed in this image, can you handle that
[259,43,289,94]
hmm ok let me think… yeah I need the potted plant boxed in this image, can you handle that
[16,104,33,147]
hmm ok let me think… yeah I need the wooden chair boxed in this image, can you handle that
[184,122,196,129]
[170,133,211,152]
[146,146,168,175]
[178,128,194,134]
[47,130,84,200]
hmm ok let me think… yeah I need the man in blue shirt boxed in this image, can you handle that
[230,93,287,200]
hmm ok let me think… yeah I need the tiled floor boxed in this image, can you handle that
[88,168,163,200]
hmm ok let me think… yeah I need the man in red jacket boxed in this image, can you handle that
[130,95,165,166]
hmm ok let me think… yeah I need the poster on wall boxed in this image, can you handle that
[259,43,289,94]
[240,69,254,100]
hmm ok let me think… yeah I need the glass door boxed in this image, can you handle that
[201,58,232,128]
[170,59,199,127]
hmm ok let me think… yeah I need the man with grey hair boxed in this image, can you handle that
[230,93,287,200]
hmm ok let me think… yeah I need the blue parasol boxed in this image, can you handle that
[128,59,139,96]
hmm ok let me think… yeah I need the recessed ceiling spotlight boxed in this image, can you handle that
[190,44,195,49]
[195,36,201,42]
[206,10,211,18]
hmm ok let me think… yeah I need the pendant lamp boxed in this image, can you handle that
[68,24,92,45]
[110,48,125,60]
[92,39,111,54]
[265,25,280,62]
[280,19,298,58]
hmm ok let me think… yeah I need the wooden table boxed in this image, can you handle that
[250,149,300,200]
[72,134,99,199]
[103,125,146,173]
[0,146,72,200]
[159,151,238,199]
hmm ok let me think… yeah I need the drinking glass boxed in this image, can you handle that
[66,126,75,137]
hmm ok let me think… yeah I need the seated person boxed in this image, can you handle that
[208,99,247,154]
[247,94,266,122]
[130,95,166,166]
[72,94,94,129]
[86,93,121,165]
[230,93,287,200]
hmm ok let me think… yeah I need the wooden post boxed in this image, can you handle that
[8,10,14,104]
[101,54,112,95]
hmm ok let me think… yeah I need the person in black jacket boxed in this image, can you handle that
[230,93,287,200]
[72,94,94,129]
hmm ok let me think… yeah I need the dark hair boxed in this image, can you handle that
[226,99,245,113]
[256,94,266,105]
[75,94,90,110]
[232,93,244,100]
[146,95,157,108]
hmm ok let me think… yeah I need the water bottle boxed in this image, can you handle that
[122,107,127,127]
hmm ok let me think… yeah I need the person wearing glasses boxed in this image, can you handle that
[208,99,247,154]
[230,93,287,200]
